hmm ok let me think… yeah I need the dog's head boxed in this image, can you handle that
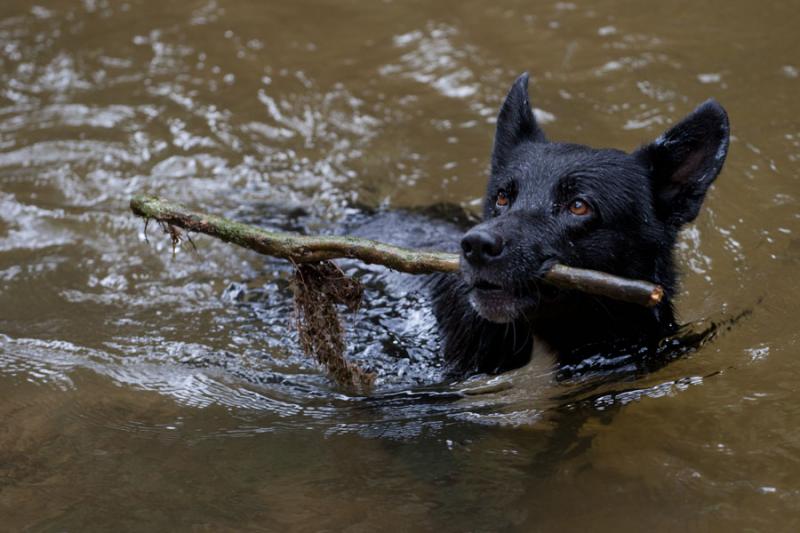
[461,73,730,323]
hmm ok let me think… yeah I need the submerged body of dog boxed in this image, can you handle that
[422,73,730,375]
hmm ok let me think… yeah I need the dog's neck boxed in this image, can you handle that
[528,296,677,365]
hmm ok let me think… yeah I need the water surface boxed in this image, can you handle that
[1,0,799,530]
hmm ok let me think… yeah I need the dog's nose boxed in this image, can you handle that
[461,230,504,265]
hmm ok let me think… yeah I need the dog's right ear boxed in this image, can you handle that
[492,73,546,173]
[635,100,730,227]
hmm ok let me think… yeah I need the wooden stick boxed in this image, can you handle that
[130,194,664,307]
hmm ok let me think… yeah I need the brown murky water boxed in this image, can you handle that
[1,0,799,530]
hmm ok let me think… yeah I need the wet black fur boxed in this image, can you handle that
[431,73,730,375]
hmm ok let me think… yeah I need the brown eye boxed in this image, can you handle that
[569,199,591,216]
[496,190,509,207]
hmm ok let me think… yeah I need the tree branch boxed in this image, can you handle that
[130,194,663,307]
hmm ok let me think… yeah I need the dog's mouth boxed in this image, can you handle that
[461,251,562,323]
[472,279,503,292]
[466,276,537,324]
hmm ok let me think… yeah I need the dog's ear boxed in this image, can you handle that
[636,100,730,226]
[492,72,546,172]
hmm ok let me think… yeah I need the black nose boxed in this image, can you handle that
[461,230,504,265]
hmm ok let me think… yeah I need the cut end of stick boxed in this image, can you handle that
[650,285,665,307]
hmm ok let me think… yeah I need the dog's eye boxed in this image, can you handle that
[496,190,509,207]
[568,199,591,216]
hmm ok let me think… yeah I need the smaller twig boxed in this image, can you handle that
[143,217,150,244]
[185,231,198,252]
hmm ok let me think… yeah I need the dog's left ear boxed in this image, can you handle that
[492,72,547,174]
[635,100,730,226]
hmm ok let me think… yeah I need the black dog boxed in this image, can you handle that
[429,73,729,375]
